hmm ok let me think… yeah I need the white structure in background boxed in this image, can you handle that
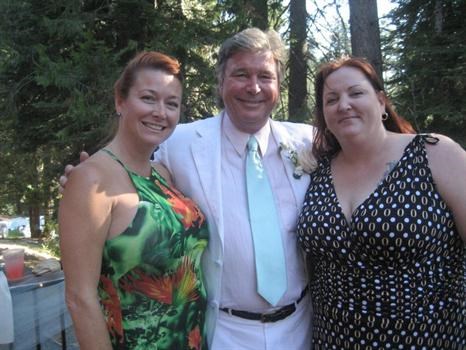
[8,217,31,237]
[0,216,45,238]
[0,220,8,239]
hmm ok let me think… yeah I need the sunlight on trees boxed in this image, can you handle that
[0,0,463,237]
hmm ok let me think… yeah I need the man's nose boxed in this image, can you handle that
[246,76,261,94]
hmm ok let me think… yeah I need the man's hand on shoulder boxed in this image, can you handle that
[59,151,90,194]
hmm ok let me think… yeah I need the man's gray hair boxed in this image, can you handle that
[215,28,286,107]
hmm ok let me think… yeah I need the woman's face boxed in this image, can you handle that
[322,66,385,141]
[116,68,182,148]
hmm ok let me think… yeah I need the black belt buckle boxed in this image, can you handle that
[260,304,294,323]
[221,285,308,323]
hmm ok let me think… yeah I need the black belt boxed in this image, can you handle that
[220,286,308,323]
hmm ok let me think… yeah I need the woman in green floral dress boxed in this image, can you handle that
[59,51,208,349]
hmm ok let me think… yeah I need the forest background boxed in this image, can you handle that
[0,0,465,241]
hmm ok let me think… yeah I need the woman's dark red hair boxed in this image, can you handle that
[312,56,415,161]
[114,51,182,101]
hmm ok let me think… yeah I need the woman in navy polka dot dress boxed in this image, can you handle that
[297,57,465,349]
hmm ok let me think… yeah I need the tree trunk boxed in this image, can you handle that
[349,0,383,84]
[249,0,268,29]
[434,0,443,34]
[29,205,41,238]
[288,0,308,122]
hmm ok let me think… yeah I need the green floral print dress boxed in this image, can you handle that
[98,149,209,350]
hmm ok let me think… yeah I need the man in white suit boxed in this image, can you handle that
[60,28,314,349]
[155,28,313,349]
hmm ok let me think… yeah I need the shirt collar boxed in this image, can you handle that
[223,111,272,157]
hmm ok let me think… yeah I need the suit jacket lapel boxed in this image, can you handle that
[191,114,224,241]
[271,120,310,207]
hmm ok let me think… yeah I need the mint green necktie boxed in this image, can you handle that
[246,136,287,306]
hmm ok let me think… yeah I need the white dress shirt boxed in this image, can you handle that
[219,113,308,312]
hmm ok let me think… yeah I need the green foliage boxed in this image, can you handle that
[6,229,24,239]
[384,0,466,146]
[0,0,116,221]
[0,0,293,223]
[7,0,446,229]
[41,235,61,258]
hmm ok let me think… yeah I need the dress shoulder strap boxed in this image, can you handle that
[418,133,439,145]
[101,148,129,172]
[101,148,162,183]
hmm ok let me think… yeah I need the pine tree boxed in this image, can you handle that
[385,0,466,145]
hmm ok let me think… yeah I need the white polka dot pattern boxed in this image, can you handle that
[297,135,465,349]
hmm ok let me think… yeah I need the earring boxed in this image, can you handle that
[116,111,122,117]
[382,112,388,121]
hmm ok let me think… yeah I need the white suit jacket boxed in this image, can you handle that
[155,111,314,346]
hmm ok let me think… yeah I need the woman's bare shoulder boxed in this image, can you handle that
[424,133,465,165]
[66,151,120,191]
[423,133,466,199]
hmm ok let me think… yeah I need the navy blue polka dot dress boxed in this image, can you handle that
[297,135,465,349]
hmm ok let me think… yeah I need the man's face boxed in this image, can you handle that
[219,50,280,134]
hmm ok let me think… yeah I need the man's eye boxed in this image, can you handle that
[142,95,155,102]
[234,72,247,77]
[260,74,274,80]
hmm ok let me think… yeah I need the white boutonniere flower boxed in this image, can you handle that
[279,142,317,179]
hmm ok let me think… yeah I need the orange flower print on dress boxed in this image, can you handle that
[100,275,124,343]
[173,256,199,304]
[121,269,174,304]
[98,165,208,349]
[155,178,205,229]
[121,257,199,305]
[188,325,202,350]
